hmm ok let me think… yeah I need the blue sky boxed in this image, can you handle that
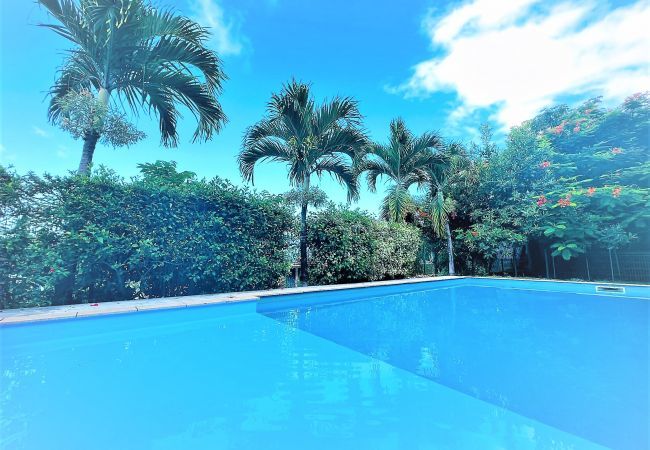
[1,0,648,212]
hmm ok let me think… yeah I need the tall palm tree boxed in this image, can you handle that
[38,0,227,174]
[239,80,367,286]
[425,143,467,276]
[361,118,444,222]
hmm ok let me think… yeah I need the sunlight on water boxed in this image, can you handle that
[1,284,647,450]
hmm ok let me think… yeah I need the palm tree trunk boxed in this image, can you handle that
[445,221,455,275]
[78,131,99,175]
[78,88,110,175]
[299,178,310,286]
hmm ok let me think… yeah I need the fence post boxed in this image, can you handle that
[614,250,622,280]
[585,254,591,281]
[608,249,615,281]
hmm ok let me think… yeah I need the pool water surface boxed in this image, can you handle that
[1,279,648,449]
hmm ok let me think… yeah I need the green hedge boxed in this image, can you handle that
[307,207,423,285]
[0,164,294,309]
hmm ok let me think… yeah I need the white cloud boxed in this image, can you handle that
[399,0,650,128]
[32,126,50,138]
[190,0,244,56]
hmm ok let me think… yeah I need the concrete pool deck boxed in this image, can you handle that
[0,275,462,324]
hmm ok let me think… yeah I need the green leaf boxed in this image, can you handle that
[561,249,572,260]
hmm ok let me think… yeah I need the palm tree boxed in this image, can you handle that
[238,80,367,286]
[424,143,467,276]
[38,0,227,174]
[361,118,444,222]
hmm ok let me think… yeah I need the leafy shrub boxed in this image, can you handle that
[0,163,294,309]
[372,221,422,280]
[307,207,423,285]
[307,208,375,284]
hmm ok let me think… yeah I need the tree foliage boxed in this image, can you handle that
[447,93,649,272]
[307,206,423,285]
[39,0,227,145]
[239,80,366,198]
[0,163,293,308]
[239,79,367,285]
[360,118,444,222]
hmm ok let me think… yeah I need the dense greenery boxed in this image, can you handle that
[239,80,367,286]
[308,207,423,285]
[4,93,647,310]
[39,0,227,173]
[0,162,293,309]
[440,93,650,275]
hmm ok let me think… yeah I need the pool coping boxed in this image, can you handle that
[0,275,462,324]
[1,275,647,325]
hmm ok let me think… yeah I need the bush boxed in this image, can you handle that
[307,207,423,285]
[372,221,423,280]
[0,163,294,309]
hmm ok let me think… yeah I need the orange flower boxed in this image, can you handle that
[587,187,596,196]
[612,187,622,198]
[540,161,551,169]
[611,147,623,155]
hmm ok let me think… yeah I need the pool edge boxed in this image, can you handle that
[0,276,463,324]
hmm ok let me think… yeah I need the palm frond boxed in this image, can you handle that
[318,127,367,159]
[412,131,444,154]
[429,189,453,237]
[381,184,414,222]
[243,119,293,149]
[138,5,210,44]
[239,79,364,200]
[239,135,292,183]
[38,0,93,48]
[313,155,360,201]
[313,96,362,134]
[359,157,393,192]
[119,66,225,143]
[48,60,99,121]
[39,0,227,143]
[360,118,445,220]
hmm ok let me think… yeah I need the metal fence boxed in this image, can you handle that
[494,250,650,283]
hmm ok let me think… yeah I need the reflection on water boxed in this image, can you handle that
[0,293,620,450]
[265,286,649,450]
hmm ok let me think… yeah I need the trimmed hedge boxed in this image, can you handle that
[0,165,294,309]
[308,207,423,285]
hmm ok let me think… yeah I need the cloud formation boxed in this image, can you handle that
[190,0,245,56]
[399,0,650,128]
[32,126,49,138]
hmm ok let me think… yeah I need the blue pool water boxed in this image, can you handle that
[1,279,648,450]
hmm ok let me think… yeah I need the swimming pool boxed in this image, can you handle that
[1,278,648,449]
